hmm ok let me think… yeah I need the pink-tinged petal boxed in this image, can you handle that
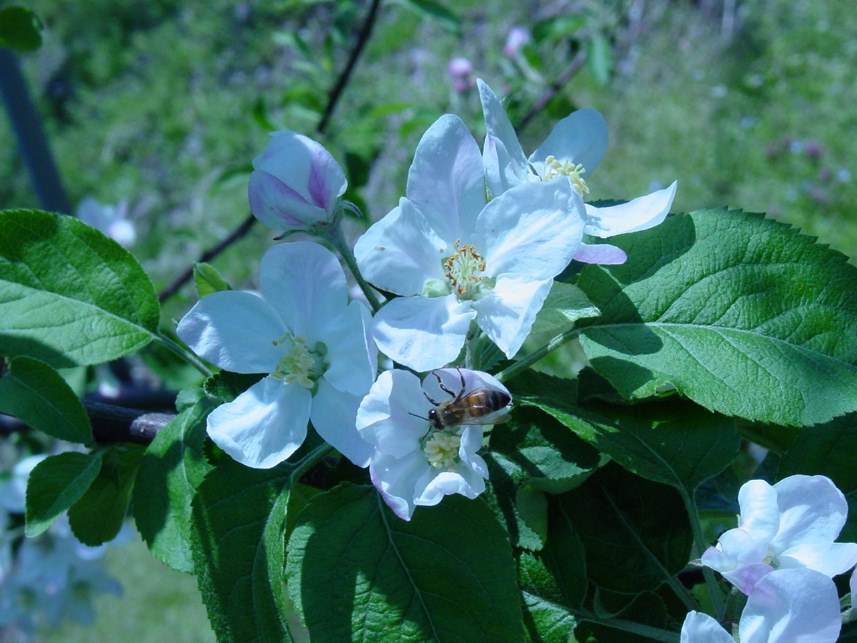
[679,611,735,643]
[406,114,486,238]
[369,451,429,521]
[771,475,849,552]
[777,541,857,577]
[252,131,346,212]
[739,569,841,643]
[356,370,431,459]
[259,241,348,338]
[207,377,311,469]
[473,276,553,359]
[248,169,328,230]
[371,296,475,372]
[311,381,372,467]
[737,479,780,544]
[478,79,529,184]
[722,562,775,596]
[702,526,771,573]
[177,290,286,373]
[573,242,628,265]
[850,566,857,603]
[354,198,449,296]
[583,181,677,238]
[320,300,377,397]
[531,108,608,176]
[476,179,585,280]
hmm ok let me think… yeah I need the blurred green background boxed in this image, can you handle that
[1,0,855,640]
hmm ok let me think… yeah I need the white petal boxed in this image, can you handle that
[476,179,584,280]
[770,475,849,552]
[406,114,486,238]
[473,277,553,359]
[531,108,608,175]
[679,611,735,643]
[583,181,677,238]
[737,479,780,544]
[319,300,377,397]
[369,451,429,521]
[573,242,628,265]
[356,369,431,459]
[478,79,529,185]
[483,134,533,197]
[207,377,311,469]
[413,427,487,506]
[371,296,475,372]
[311,381,372,467]
[702,526,771,575]
[739,569,841,643]
[422,368,510,406]
[354,198,449,296]
[177,290,286,373]
[777,541,857,577]
[259,241,348,338]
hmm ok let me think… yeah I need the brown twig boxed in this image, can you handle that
[515,49,587,132]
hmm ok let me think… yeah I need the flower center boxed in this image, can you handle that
[271,333,328,390]
[443,240,487,300]
[540,154,589,196]
[423,431,461,469]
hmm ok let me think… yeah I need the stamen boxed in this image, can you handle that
[423,431,461,469]
[271,333,328,389]
[541,154,590,196]
[443,240,487,300]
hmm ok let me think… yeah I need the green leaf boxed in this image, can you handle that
[286,484,524,643]
[394,0,461,35]
[515,372,741,493]
[193,262,232,297]
[132,397,215,572]
[0,7,43,51]
[577,210,857,426]
[0,209,160,367]
[778,413,857,494]
[0,356,92,444]
[68,445,144,545]
[528,281,600,341]
[557,464,692,595]
[191,460,293,643]
[25,451,103,537]
[585,33,613,85]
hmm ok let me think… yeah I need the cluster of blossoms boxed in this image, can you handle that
[680,474,857,642]
[177,80,676,520]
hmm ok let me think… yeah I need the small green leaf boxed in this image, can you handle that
[0,7,43,51]
[193,261,232,298]
[191,460,293,643]
[0,356,92,444]
[25,451,103,537]
[132,397,215,572]
[394,0,461,35]
[0,209,160,367]
[286,484,524,643]
[528,281,600,341]
[577,210,857,426]
[585,33,613,85]
[68,445,144,546]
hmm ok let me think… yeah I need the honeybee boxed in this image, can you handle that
[423,368,511,430]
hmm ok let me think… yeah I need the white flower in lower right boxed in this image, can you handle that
[680,568,841,643]
[356,368,510,521]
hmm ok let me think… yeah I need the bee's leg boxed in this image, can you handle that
[432,368,464,401]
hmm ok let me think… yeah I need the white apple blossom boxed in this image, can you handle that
[701,474,857,595]
[356,368,510,521]
[354,114,586,372]
[177,241,376,468]
[248,131,347,233]
[478,79,677,265]
[680,568,841,643]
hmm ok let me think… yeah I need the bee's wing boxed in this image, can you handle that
[456,408,511,425]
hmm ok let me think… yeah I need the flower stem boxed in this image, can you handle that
[680,486,726,619]
[155,333,213,378]
[324,223,382,313]
[564,606,678,643]
[494,326,580,383]
[290,443,334,483]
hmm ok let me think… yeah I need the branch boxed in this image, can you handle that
[515,49,586,132]
[84,400,175,445]
[159,0,384,303]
